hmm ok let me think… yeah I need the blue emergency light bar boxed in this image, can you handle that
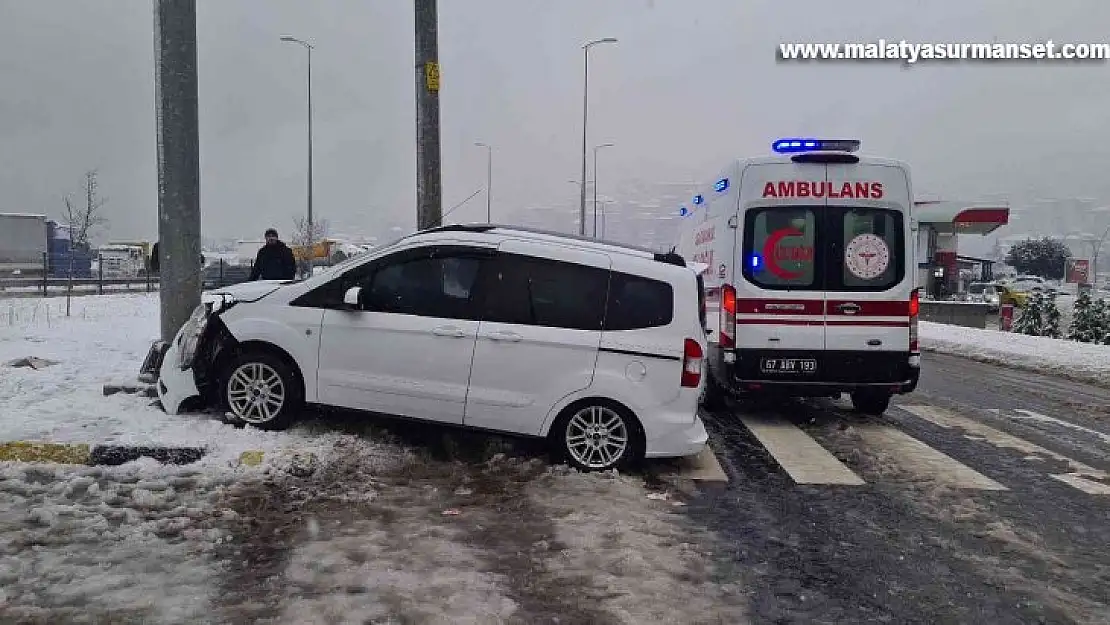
[772,138,861,154]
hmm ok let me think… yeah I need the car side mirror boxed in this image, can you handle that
[343,286,362,309]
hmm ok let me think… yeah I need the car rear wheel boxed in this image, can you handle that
[850,390,891,416]
[220,350,302,430]
[553,402,640,472]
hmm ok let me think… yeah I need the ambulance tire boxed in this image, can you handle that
[850,391,891,416]
[700,371,729,412]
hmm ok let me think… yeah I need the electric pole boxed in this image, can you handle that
[153,0,201,343]
[415,0,442,230]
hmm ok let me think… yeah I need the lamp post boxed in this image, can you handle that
[592,143,614,238]
[474,142,492,222]
[579,37,617,236]
[280,35,315,275]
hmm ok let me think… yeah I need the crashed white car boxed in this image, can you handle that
[139,224,710,472]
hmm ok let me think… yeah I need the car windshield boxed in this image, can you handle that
[968,283,986,294]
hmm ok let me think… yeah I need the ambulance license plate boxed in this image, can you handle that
[760,358,817,374]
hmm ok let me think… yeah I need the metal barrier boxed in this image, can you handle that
[919,301,993,329]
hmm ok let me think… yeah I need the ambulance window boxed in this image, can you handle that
[743,207,819,289]
[831,208,904,291]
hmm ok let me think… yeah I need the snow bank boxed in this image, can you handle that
[0,294,408,468]
[920,321,1110,385]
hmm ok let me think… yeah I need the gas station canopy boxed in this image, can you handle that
[914,201,1009,235]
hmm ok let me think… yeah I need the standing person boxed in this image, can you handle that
[248,228,297,281]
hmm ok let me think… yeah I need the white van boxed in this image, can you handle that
[140,224,709,472]
[676,139,920,415]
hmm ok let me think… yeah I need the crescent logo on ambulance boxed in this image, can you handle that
[762,228,812,280]
[674,137,921,417]
[761,181,884,199]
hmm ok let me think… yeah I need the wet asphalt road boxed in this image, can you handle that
[682,352,1110,624]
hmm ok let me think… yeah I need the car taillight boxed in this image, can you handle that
[719,283,736,349]
[681,338,704,388]
[909,288,919,353]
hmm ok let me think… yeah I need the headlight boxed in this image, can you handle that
[176,304,210,368]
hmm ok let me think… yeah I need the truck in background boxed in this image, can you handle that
[0,213,94,279]
[0,213,48,276]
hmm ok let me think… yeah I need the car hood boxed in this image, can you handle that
[205,280,290,303]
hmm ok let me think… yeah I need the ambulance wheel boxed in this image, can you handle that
[850,391,891,416]
[700,372,729,412]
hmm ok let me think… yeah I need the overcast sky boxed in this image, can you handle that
[1,0,1108,246]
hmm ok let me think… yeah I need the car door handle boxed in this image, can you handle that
[836,302,861,314]
[485,330,523,342]
[432,325,468,338]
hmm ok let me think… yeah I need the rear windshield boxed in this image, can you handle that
[968,283,986,294]
[829,207,904,292]
[742,207,819,290]
[741,205,904,292]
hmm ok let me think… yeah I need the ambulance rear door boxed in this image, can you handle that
[822,161,913,358]
[735,161,827,358]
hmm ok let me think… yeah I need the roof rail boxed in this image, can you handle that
[416,223,687,266]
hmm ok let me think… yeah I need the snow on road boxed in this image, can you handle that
[921,321,1110,385]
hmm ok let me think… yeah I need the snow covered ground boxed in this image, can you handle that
[0,292,747,623]
[921,321,1110,385]
[0,294,392,466]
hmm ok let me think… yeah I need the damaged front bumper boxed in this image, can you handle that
[138,337,203,416]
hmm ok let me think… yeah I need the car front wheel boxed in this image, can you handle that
[220,350,302,430]
[554,402,640,472]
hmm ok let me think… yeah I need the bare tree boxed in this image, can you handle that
[62,170,109,250]
[291,215,328,248]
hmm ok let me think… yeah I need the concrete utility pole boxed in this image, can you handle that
[415,0,442,230]
[153,0,201,343]
[579,37,617,236]
[280,35,315,276]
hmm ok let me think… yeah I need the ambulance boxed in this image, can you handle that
[676,139,920,415]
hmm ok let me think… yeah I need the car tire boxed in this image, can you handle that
[850,391,891,416]
[219,349,302,430]
[551,400,642,472]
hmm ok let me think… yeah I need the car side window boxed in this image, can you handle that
[362,253,484,320]
[483,253,609,330]
[604,272,674,331]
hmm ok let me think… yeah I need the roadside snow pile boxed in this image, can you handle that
[920,321,1110,384]
[0,294,410,468]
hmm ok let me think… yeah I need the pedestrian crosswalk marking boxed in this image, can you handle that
[673,445,729,482]
[738,415,865,485]
[1011,409,1110,446]
[853,424,1007,491]
[899,404,1109,495]
[1050,473,1110,496]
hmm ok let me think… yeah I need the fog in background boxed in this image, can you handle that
[2,0,1108,253]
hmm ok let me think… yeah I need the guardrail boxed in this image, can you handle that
[0,276,160,298]
[919,301,994,329]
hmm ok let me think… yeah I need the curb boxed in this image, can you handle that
[0,441,207,466]
[920,345,1110,390]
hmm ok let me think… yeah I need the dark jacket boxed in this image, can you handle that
[249,241,297,281]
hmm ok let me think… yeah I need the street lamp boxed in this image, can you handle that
[592,143,614,238]
[579,37,617,236]
[474,142,492,223]
[281,35,315,275]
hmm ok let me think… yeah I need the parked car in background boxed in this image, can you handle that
[967,282,1000,311]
